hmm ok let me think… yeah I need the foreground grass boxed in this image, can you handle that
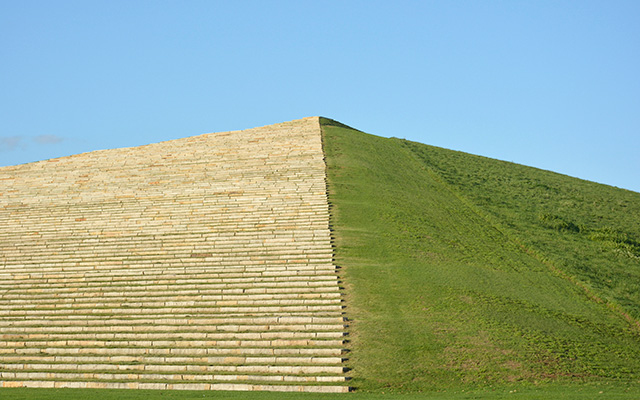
[4,382,640,399]
[321,118,640,394]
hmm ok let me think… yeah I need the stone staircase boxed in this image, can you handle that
[0,117,349,392]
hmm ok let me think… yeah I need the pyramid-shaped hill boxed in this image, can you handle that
[321,119,640,393]
[0,117,349,392]
[3,117,640,396]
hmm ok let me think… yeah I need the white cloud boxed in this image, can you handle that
[0,136,25,151]
[33,134,64,145]
[0,134,65,152]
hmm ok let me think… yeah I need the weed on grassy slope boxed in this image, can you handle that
[320,118,640,394]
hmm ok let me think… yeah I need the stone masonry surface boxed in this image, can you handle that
[0,117,349,393]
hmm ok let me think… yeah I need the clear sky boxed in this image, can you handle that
[2,1,639,193]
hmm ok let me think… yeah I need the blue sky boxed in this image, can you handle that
[2,1,639,192]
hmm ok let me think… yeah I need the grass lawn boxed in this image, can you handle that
[3,382,640,400]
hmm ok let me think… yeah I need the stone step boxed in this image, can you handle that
[3,246,334,256]
[0,208,330,218]
[0,328,345,342]
[0,292,341,304]
[0,302,342,315]
[0,235,333,249]
[1,264,337,276]
[0,265,336,278]
[0,262,336,275]
[0,351,346,365]
[0,381,349,393]
[0,273,338,287]
[0,230,330,241]
[0,208,330,220]
[0,243,332,256]
[0,259,333,272]
[0,284,341,299]
[1,256,334,269]
[2,338,346,353]
[1,249,333,262]
[0,286,340,299]
[1,236,332,247]
[0,198,329,209]
[0,284,340,299]
[0,369,348,384]
[0,211,330,223]
[0,218,331,233]
[0,205,330,218]
[0,284,339,295]
[0,212,330,224]
[0,325,346,340]
[0,317,345,331]
[1,317,345,329]
[0,298,343,310]
[2,244,333,256]
[0,282,341,296]
[0,346,345,359]
[0,364,346,382]
[0,315,345,326]
[1,275,338,288]
[0,267,337,282]
[2,305,345,318]
[0,223,331,239]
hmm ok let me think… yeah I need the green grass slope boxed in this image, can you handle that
[321,118,640,394]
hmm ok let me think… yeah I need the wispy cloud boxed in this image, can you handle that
[0,136,25,151]
[34,134,64,145]
[0,134,65,152]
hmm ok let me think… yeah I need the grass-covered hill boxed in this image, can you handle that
[321,118,640,394]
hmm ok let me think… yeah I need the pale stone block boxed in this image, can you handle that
[1,381,25,388]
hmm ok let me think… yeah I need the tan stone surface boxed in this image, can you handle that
[0,117,349,392]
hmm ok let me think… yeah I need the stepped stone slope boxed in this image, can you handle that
[0,117,349,392]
